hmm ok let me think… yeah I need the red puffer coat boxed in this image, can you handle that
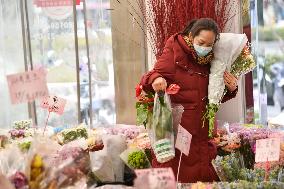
[140,33,237,183]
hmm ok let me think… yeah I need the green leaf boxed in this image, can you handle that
[135,102,142,108]
[136,104,148,125]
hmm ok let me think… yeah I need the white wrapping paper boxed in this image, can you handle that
[208,33,248,104]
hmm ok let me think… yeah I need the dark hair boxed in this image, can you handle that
[181,18,220,42]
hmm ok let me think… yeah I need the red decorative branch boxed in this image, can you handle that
[136,0,236,58]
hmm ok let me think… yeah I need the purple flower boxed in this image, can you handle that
[251,142,256,153]
[9,129,25,139]
[9,171,28,189]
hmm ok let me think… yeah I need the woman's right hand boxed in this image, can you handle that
[152,77,167,92]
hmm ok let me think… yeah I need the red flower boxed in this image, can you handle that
[135,84,143,98]
[166,84,180,94]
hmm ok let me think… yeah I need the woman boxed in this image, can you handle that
[140,18,238,182]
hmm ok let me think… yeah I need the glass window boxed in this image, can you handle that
[0,0,147,128]
[26,1,79,126]
[251,0,284,126]
[0,0,29,128]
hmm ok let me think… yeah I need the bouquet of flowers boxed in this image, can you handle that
[212,152,245,181]
[214,132,241,153]
[135,84,155,128]
[135,84,181,129]
[91,135,127,183]
[204,33,256,137]
[56,125,88,144]
[120,148,151,170]
[135,84,182,163]
[211,181,284,189]
[0,147,28,189]
[106,125,142,142]
[13,120,32,130]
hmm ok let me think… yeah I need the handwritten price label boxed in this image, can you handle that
[135,168,176,189]
[6,70,49,104]
[175,125,192,156]
[41,95,66,115]
[255,138,280,163]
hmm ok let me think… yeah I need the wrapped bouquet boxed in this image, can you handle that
[56,125,88,144]
[13,120,32,130]
[135,84,183,163]
[120,148,151,170]
[204,33,256,137]
[149,92,175,163]
[212,152,244,182]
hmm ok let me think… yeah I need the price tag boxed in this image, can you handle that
[175,125,192,156]
[6,70,49,104]
[41,95,66,115]
[255,138,280,163]
[135,168,176,189]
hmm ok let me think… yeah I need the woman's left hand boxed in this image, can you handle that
[224,71,238,92]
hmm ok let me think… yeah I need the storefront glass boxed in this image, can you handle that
[251,0,284,126]
[0,0,29,128]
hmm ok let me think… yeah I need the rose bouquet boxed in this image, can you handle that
[203,33,256,137]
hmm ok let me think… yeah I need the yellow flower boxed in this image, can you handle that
[31,154,43,168]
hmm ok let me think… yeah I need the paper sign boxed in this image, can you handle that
[6,70,49,104]
[255,138,280,163]
[175,125,192,156]
[135,168,176,189]
[41,95,67,115]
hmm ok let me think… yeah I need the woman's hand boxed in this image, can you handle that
[152,77,167,92]
[224,71,238,92]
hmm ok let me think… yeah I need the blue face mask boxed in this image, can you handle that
[193,44,212,57]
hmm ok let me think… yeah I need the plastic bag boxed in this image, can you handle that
[40,143,91,189]
[0,146,29,189]
[120,148,151,170]
[60,178,89,189]
[0,147,26,176]
[90,149,115,182]
[90,135,127,182]
[149,92,175,163]
[0,174,15,189]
